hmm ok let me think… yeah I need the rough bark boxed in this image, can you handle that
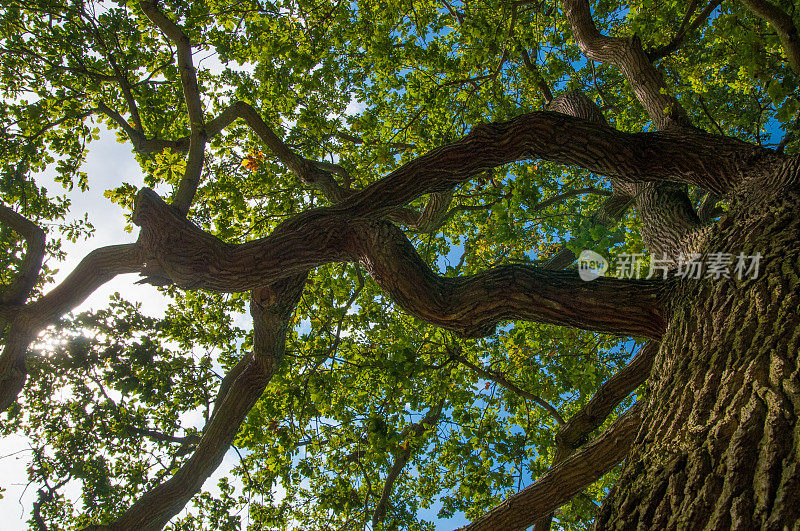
[0,165,664,416]
[527,341,658,531]
[132,188,666,339]
[557,5,710,263]
[338,111,777,209]
[562,0,689,129]
[596,167,800,528]
[633,181,703,260]
[4,2,799,529]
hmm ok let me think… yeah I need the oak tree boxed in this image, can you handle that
[1,0,799,529]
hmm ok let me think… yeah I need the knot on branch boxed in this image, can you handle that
[132,188,231,289]
[252,285,275,308]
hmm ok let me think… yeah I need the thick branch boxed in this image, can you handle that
[115,95,762,220]
[556,341,657,452]
[138,1,202,130]
[173,134,205,216]
[334,110,775,207]
[0,204,46,305]
[102,274,306,530]
[372,399,445,527]
[0,244,140,413]
[562,0,690,128]
[741,0,800,73]
[635,181,703,259]
[460,401,644,531]
[543,91,703,264]
[530,341,658,531]
[0,324,34,416]
[24,245,141,322]
[134,189,667,339]
[7,102,758,412]
[139,0,205,216]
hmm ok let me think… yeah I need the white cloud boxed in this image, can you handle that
[345,97,366,117]
[37,126,168,317]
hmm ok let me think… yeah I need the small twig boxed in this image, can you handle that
[455,354,565,425]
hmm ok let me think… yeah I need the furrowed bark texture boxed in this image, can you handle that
[526,343,658,531]
[335,111,776,208]
[3,107,696,411]
[596,169,800,528]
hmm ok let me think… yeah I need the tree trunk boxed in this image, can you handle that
[596,183,800,528]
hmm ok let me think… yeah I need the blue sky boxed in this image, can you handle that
[0,124,475,530]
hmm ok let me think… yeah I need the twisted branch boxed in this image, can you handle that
[460,401,644,531]
[0,204,46,305]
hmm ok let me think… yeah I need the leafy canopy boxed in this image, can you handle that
[0,0,797,529]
